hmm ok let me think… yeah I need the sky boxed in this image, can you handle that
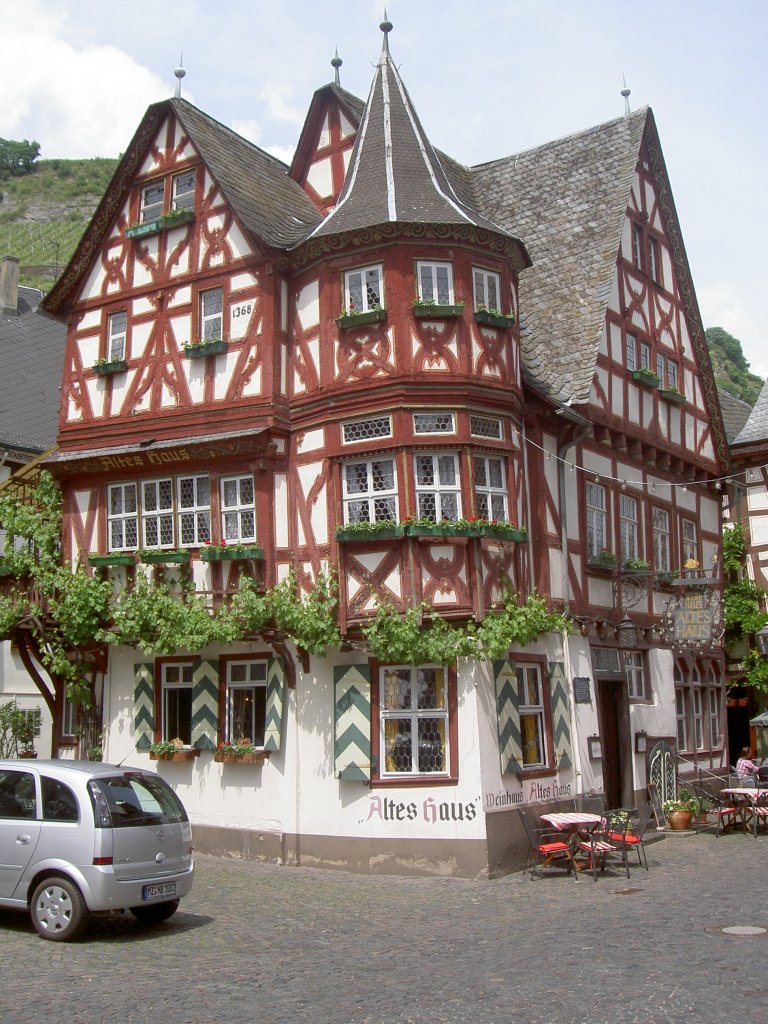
[2,0,766,379]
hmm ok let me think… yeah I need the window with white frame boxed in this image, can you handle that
[199,287,223,342]
[344,264,383,314]
[470,414,503,440]
[342,458,397,523]
[225,660,267,746]
[652,507,671,571]
[140,180,164,223]
[172,170,196,211]
[619,494,640,563]
[681,518,699,566]
[379,666,448,776]
[341,416,392,444]
[625,651,646,700]
[416,261,454,305]
[177,475,211,546]
[692,686,704,750]
[631,223,644,270]
[639,340,651,370]
[675,687,687,751]
[161,662,193,744]
[518,664,546,768]
[473,267,501,312]
[648,236,661,285]
[708,687,720,749]
[413,412,455,435]
[62,697,77,739]
[414,452,461,521]
[142,479,174,548]
[656,352,679,391]
[586,482,607,559]
[626,332,637,371]
[107,483,138,551]
[108,311,127,362]
[221,476,256,543]
[474,455,508,521]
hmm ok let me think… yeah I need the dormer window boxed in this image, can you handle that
[140,181,164,223]
[472,267,501,312]
[344,264,383,314]
[417,261,454,305]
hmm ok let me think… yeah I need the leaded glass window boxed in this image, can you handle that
[107,483,138,551]
[380,666,448,776]
[221,476,256,543]
[342,459,397,523]
[474,455,508,521]
[177,475,211,545]
[142,479,174,548]
[414,452,460,521]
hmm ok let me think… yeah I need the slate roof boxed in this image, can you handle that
[733,378,768,446]
[308,36,524,252]
[470,110,649,405]
[0,286,65,452]
[718,389,755,445]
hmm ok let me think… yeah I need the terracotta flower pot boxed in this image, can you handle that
[666,810,692,831]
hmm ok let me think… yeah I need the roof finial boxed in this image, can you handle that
[331,47,342,86]
[380,8,393,53]
[174,52,186,99]
[620,75,631,116]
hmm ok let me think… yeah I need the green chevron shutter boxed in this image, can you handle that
[263,656,285,752]
[494,658,522,774]
[134,662,155,750]
[191,658,219,750]
[548,660,572,769]
[334,664,371,781]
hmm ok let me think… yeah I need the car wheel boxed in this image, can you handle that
[129,899,180,924]
[31,877,89,942]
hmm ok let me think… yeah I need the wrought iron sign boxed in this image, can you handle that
[663,576,724,653]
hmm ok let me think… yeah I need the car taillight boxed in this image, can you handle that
[93,856,113,865]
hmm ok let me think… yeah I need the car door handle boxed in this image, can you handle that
[16,835,32,845]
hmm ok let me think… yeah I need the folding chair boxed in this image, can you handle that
[517,807,576,880]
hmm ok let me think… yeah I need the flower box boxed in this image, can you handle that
[183,339,229,358]
[474,308,515,328]
[92,359,128,376]
[201,545,264,561]
[149,749,200,762]
[214,751,266,764]
[336,524,407,542]
[140,550,191,564]
[588,553,618,570]
[412,303,465,319]
[632,368,660,388]
[88,553,135,567]
[126,210,195,240]
[336,309,387,329]
[659,388,685,405]
[161,209,195,229]
[407,522,474,538]
[480,526,528,542]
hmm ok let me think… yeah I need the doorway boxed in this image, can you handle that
[597,677,631,809]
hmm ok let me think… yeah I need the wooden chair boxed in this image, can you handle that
[517,808,576,880]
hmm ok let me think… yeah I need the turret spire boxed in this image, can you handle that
[331,48,342,86]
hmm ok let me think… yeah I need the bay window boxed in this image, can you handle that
[414,452,461,521]
[474,455,508,521]
[344,264,383,314]
[343,458,397,523]
[221,475,256,543]
[107,483,138,551]
[177,475,211,546]
[473,267,501,311]
[417,261,454,304]
[142,479,174,548]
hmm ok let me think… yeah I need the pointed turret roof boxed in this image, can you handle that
[307,24,526,259]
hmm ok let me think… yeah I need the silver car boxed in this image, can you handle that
[0,760,194,941]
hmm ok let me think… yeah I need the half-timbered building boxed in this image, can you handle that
[35,23,729,875]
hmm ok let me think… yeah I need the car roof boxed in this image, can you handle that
[0,760,146,779]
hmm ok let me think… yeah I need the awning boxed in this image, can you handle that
[749,711,768,727]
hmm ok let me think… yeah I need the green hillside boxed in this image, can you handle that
[0,157,118,291]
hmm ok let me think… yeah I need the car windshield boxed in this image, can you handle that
[88,773,188,828]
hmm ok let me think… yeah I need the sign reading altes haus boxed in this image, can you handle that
[666,584,723,651]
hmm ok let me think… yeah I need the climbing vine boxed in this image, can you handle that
[722,523,768,691]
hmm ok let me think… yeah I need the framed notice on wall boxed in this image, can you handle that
[573,677,591,703]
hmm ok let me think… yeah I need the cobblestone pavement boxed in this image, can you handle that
[1,829,767,1024]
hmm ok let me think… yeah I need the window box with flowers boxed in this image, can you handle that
[477,520,528,542]
[183,338,229,358]
[92,358,128,376]
[88,553,136,567]
[149,741,200,762]
[139,549,191,565]
[214,741,267,764]
[336,520,407,542]
[474,307,516,329]
[588,550,618,570]
[412,300,465,319]
[201,542,265,561]
[659,387,685,405]
[336,306,387,329]
[632,368,660,388]
[404,517,475,538]
[125,209,195,240]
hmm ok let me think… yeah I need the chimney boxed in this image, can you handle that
[0,255,20,313]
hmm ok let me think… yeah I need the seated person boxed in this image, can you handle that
[736,747,758,784]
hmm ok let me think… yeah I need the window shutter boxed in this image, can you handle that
[191,658,219,750]
[264,656,285,752]
[494,659,522,774]
[334,664,371,781]
[548,660,572,769]
[134,662,155,749]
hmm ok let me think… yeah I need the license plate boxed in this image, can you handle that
[142,881,177,901]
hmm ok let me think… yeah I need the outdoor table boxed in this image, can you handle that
[541,812,604,872]
[721,788,761,834]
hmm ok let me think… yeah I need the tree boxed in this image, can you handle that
[722,524,768,691]
[0,137,41,180]
[705,326,763,407]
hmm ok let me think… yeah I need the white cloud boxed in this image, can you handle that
[0,1,170,158]
[258,84,305,127]
[230,120,263,146]
[265,144,296,165]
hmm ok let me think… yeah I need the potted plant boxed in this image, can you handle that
[336,304,387,329]
[149,739,200,762]
[623,557,651,572]
[214,740,265,764]
[589,549,618,569]
[474,305,516,328]
[632,367,660,388]
[335,519,407,542]
[663,789,697,831]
